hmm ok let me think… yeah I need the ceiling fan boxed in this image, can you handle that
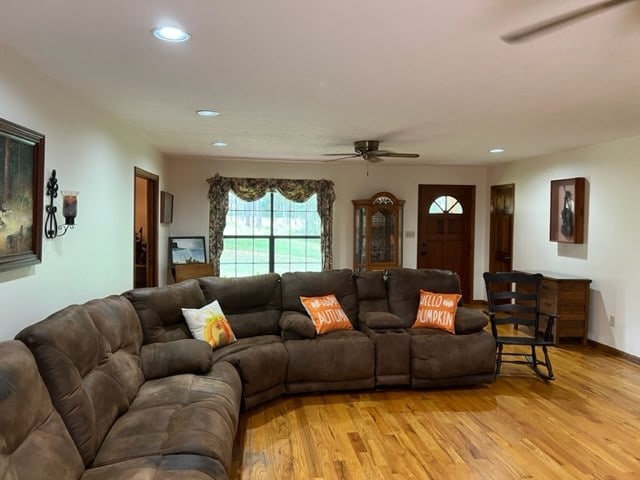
[323,140,419,163]
[502,0,636,43]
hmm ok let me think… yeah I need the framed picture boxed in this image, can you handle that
[160,191,173,224]
[169,236,206,265]
[550,177,585,244]
[0,118,45,272]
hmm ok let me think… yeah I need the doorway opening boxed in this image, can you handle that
[134,167,158,288]
[489,184,515,273]
[417,185,475,302]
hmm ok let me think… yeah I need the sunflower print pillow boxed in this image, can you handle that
[182,300,237,349]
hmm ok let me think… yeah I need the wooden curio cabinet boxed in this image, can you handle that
[352,192,405,272]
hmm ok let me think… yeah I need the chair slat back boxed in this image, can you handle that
[483,271,544,336]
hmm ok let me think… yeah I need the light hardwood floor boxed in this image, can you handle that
[230,343,640,480]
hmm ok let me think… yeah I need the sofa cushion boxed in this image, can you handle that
[93,367,241,471]
[386,268,462,328]
[210,336,288,406]
[455,307,489,334]
[281,269,358,327]
[411,290,461,334]
[80,454,229,480]
[198,273,282,338]
[354,270,390,314]
[359,311,404,330]
[284,330,374,385]
[16,296,146,466]
[409,329,496,380]
[279,310,316,339]
[0,341,85,480]
[300,294,354,334]
[124,280,206,344]
[140,339,213,380]
[182,300,237,349]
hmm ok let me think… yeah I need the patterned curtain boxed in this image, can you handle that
[206,174,336,274]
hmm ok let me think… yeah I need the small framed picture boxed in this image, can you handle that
[160,191,173,224]
[550,177,585,244]
[169,236,206,265]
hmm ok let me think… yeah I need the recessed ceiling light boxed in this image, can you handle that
[152,26,191,42]
[197,109,219,117]
[212,142,227,147]
[489,147,505,154]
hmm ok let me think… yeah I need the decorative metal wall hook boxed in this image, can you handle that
[44,169,78,239]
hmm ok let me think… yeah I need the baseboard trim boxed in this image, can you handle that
[587,340,640,365]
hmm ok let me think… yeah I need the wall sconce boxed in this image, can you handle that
[45,169,79,238]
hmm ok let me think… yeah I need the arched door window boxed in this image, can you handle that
[428,195,463,214]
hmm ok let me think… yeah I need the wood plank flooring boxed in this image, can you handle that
[231,344,640,479]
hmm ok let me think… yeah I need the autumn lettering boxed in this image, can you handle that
[316,308,349,325]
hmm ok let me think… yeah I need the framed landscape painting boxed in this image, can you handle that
[0,118,45,272]
[169,236,206,265]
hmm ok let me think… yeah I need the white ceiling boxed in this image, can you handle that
[1,0,640,166]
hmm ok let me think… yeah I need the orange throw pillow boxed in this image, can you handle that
[300,294,353,335]
[411,290,462,334]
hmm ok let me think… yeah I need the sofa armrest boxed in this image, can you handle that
[140,339,213,380]
[359,311,404,330]
[455,307,489,334]
[279,310,316,339]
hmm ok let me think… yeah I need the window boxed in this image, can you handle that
[428,195,463,214]
[220,191,322,277]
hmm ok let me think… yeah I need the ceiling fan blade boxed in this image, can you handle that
[501,0,635,44]
[323,154,360,163]
[378,152,420,158]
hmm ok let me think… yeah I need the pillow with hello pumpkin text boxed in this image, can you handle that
[300,294,353,335]
[182,300,236,349]
[411,290,462,334]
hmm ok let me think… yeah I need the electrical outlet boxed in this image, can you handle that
[609,315,615,327]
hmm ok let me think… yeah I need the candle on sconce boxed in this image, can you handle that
[62,191,79,225]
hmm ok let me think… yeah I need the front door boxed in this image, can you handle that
[489,184,514,273]
[417,185,475,302]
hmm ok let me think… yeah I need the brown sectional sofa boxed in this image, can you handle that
[1,268,496,479]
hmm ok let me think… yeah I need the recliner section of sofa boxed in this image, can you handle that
[385,268,497,387]
[279,269,376,394]
[13,295,240,479]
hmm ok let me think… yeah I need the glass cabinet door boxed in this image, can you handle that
[352,192,404,271]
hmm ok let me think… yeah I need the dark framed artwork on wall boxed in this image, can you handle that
[550,177,585,244]
[169,236,206,265]
[0,117,45,272]
[160,191,173,224]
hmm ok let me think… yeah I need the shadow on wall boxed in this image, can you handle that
[589,288,617,347]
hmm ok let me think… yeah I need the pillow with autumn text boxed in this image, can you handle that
[182,300,237,349]
[300,294,354,334]
[411,290,462,334]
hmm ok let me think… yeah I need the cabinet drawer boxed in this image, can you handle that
[540,297,558,315]
[541,280,559,297]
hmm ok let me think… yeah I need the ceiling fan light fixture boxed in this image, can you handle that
[197,109,219,117]
[153,26,191,43]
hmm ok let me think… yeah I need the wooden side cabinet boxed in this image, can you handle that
[352,192,404,272]
[520,271,592,344]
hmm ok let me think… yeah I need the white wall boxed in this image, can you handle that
[0,42,167,340]
[488,136,640,356]
[165,156,490,299]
